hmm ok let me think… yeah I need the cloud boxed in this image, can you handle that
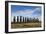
[14,8,41,16]
[15,9,33,15]
[33,8,41,12]
[12,8,41,17]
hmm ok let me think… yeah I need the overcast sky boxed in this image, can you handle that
[11,5,42,22]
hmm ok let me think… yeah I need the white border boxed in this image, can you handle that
[8,2,44,32]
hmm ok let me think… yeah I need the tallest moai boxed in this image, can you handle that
[13,16,16,23]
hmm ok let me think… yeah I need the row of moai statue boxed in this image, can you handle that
[13,16,32,23]
[13,16,39,23]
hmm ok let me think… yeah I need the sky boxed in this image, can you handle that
[11,5,42,22]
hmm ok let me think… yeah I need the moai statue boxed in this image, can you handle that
[27,18,28,23]
[30,18,31,22]
[36,18,39,22]
[23,17,24,23]
[25,17,27,23]
[27,17,30,23]
[17,16,19,23]
[33,18,35,22]
[13,16,15,23]
[20,16,22,23]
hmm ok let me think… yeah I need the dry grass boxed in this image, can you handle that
[11,23,41,29]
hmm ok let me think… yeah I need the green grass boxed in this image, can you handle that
[11,23,41,29]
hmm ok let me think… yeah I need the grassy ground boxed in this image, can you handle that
[11,22,41,29]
